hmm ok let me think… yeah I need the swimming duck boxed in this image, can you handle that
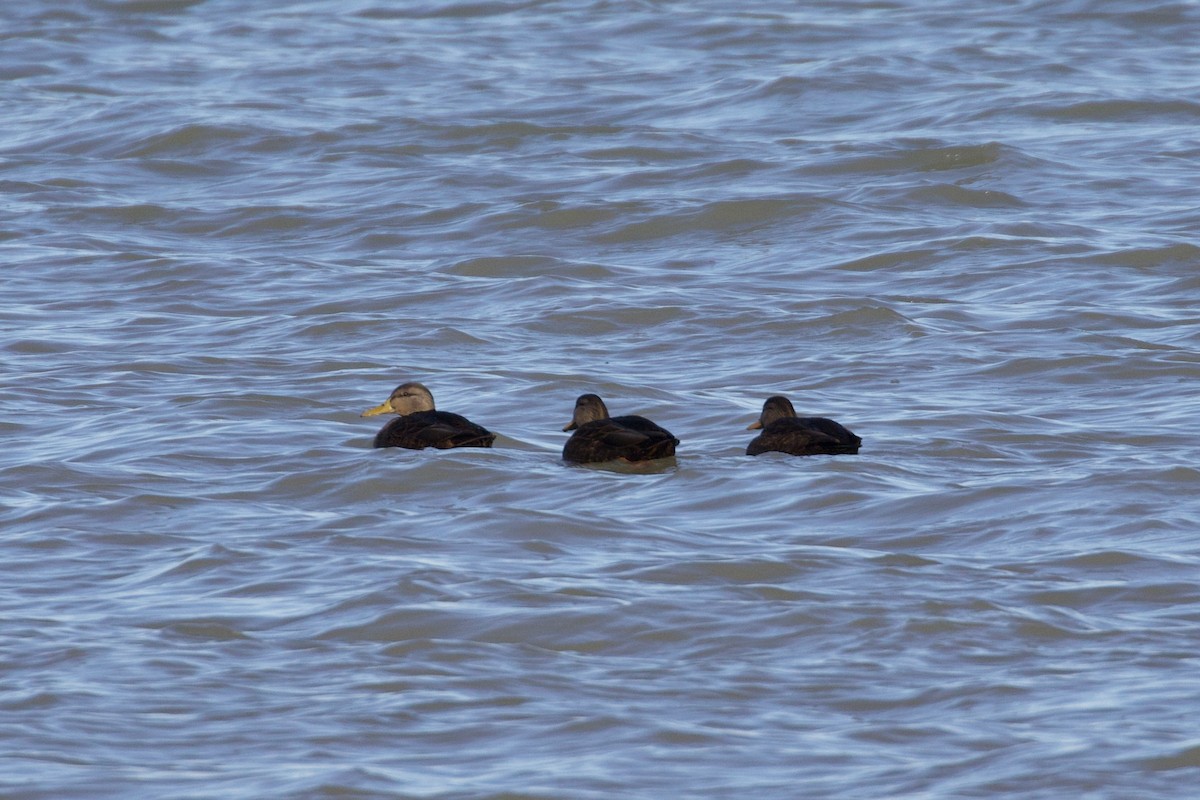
[361,382,496,450]
[561,393,679,463]
[746,395,861,456]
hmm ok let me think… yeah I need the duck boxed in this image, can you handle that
[561,393,679,463]
[745,395,861,456]
[361,382,496,450]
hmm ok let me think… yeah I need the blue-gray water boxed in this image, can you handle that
[4,1,1200,797]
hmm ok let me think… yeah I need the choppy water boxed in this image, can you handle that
[5,1,1200,797]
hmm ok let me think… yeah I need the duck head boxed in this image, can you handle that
[747,395,797,430]
[362,382,436,417]
[563,393,610,431]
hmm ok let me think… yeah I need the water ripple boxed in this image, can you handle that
[5,0,1200,797]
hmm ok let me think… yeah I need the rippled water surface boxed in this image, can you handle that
[5,1,1200,797]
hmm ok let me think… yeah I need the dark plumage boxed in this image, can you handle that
[745,395,861,456]
[561,393,679,464]
[361,382,496,450]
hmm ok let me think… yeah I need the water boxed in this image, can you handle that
[4,1,1200,797]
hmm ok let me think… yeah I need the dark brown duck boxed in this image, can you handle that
[361,382,496,450]
[562,393,679,463]
[746,395,861,456]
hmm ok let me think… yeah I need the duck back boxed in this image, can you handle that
[747,416,860,456]
[374,410,496,450]
[563,415,679,463]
